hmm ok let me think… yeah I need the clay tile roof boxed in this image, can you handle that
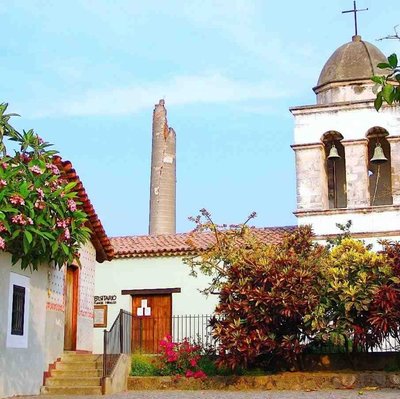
[111,226,297,259]
[53,156,114,263]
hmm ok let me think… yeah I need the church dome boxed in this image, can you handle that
[315,35,387,89]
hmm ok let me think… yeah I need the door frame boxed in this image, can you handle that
[122,288,181,353]
[64,265,79,351]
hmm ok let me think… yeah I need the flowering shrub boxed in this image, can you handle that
[186,210,400,371]
[158,335,207,379]
[312,238,399,352]
[0,103,91,270]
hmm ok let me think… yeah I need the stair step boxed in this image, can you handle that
[41,386,102,395]
[61,353,102,362]
[46,377,101,387]
[51,369,102,377]
[55,361,102,371]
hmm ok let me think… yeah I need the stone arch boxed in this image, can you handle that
[366,127,392,206]
[321,131,347,209]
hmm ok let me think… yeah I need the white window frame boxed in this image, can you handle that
[6,272,30,348]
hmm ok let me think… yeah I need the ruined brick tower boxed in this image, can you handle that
[149,99,176,235]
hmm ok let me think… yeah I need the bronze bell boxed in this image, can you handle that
[327,144,341,160]
[370,143,388,164]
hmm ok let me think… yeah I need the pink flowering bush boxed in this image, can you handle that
[0,103,91,270]
[157,336,207,379]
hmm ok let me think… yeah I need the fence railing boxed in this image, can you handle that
[103,311,216,376]
[172,314,215,348]
[103,311,400,377]
[131,314,216,354]
[103,310,132,377]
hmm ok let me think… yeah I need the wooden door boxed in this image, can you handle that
[132,294,172,353]
[64,266,78,350]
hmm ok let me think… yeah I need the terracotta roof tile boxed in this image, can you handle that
[53,156,114,262]
[111,226,297,259]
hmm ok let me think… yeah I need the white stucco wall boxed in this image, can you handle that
[76,241,97,352]
[298,207,400,238]
[0,254,49,398]
[0,240,99,397]
[292,104,400,145]
[93,255,219,353]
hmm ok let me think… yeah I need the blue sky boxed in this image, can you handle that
[1,1,398,237]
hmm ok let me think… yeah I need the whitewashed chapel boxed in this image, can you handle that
[291,34,400,243]
[94,31,400,356]
[0,159,113,398]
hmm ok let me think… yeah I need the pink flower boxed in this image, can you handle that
[2,163,8,170]
[0,236,5,250]
[185,370,194,378]
[9,195,25,206]
[36,188,44,199]
[11,214,27,226]
[193,370,206,379]
[0,222,7,233]
[63,228,70,241]
[27,217,33,225]
[20,154,30,163]
[166,351,178,362]
[29,165,43,175]
[46,163,60,175]
[0,179,7,188]
[67,199,77,212]
[34,200,45,210]
[189,358,197,367]
[56,219,69,229]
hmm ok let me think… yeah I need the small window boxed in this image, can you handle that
[7,272,30,348]
[11,285,26,336]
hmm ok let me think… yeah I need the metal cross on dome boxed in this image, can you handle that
[342,1,368,36]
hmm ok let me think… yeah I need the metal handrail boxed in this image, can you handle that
[103,309,133,377]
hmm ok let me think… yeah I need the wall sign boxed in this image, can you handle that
[136,299,151,317]
[94,295,117,305]
[94,305,108,328]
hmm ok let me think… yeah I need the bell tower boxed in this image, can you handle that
[290,35,400,239]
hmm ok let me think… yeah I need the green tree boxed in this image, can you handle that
[373,27,400,110]
[0,103,91,270]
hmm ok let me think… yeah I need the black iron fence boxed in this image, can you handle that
[131,314,216,354]
[103,309,215,377]
[172,314,215,348]
[103,311,400,376]
[103,311,216,376]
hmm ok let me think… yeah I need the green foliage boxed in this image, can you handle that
[373,53,400,110]
[325,220,353,249]
[188,212,400,371]
[131,353,159,376]
[0,103,91,270]
[310,238,396,351]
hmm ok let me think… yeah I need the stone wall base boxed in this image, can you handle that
[128,372,400,391]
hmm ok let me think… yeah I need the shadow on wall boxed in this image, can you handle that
[1,329,45,397]
[0,265,50,398]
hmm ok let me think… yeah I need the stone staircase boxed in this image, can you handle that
[41,352,103,395]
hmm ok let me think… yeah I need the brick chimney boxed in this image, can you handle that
[148,99,176,235]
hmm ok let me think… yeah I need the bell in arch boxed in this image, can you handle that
[370,143,388,164]
[327,144,341,160]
